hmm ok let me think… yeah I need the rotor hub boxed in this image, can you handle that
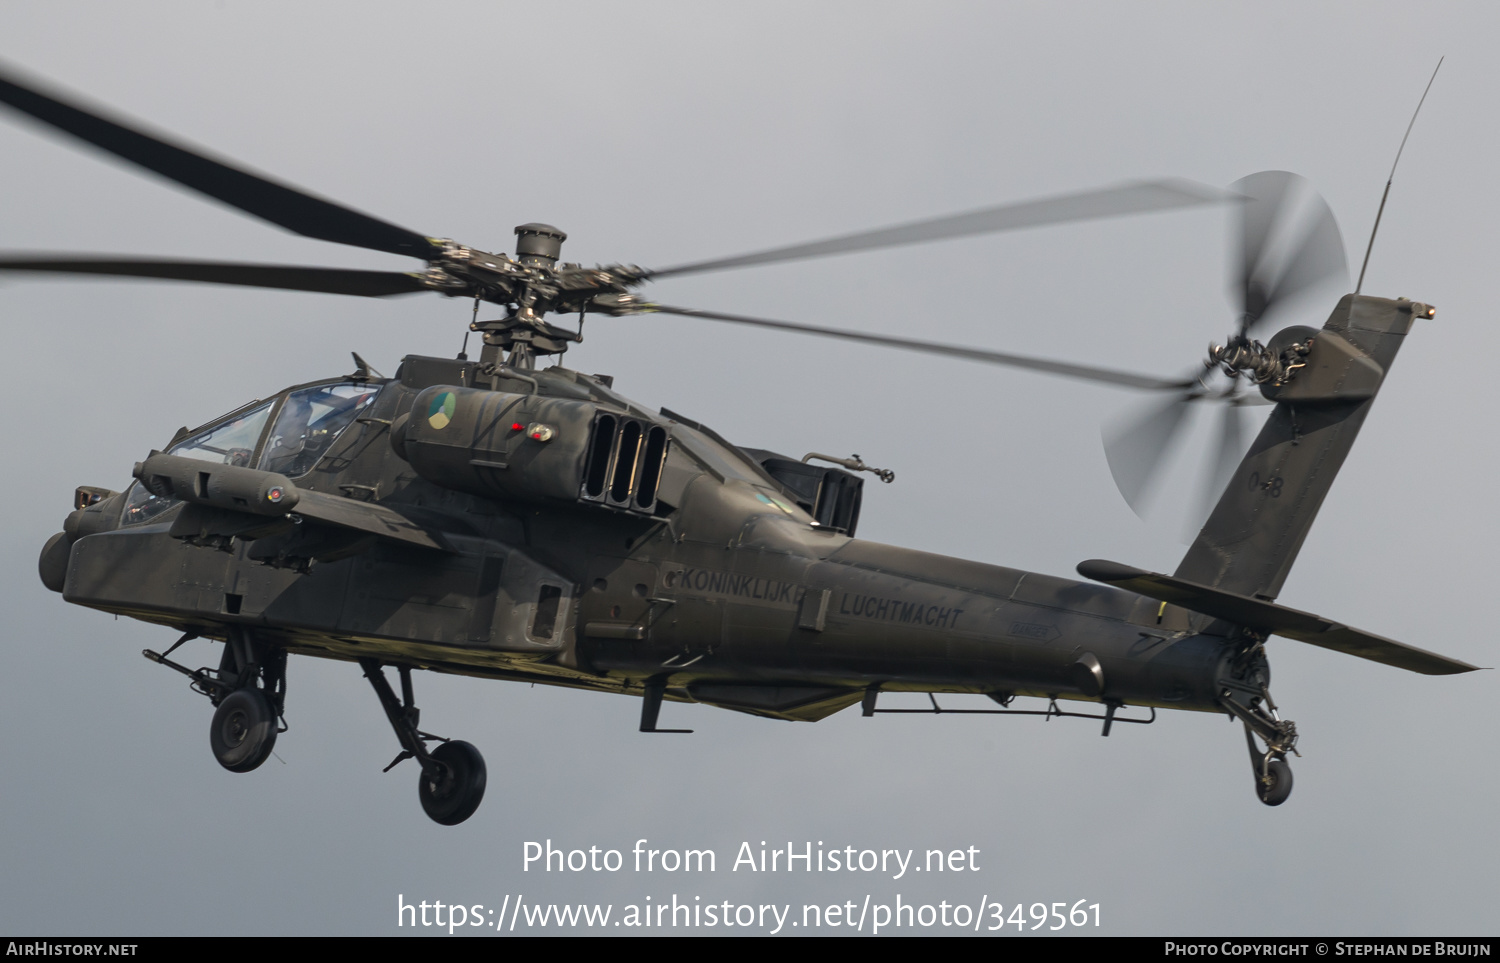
[1207,331,1313,387]
[514,223,567,267]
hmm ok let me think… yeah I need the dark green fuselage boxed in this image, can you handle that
[53,353,1231,724]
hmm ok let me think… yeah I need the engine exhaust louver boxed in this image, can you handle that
[581,413,668,515]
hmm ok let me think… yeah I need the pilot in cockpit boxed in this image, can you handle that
[261,394,316,476]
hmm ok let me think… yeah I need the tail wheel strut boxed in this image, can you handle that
[1219,683,1299,807]
[1243,721,1294,806]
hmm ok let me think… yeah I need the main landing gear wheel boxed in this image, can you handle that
[360,659,488,825]
[210,688,277,773]
[1256,757,1293,807]
[418,740,487,826]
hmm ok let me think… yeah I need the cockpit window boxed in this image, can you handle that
[117,383,377,525]
[120,400,275,526]
[259,382,379,477]
[168,401,274,466]
[121,480,172,526]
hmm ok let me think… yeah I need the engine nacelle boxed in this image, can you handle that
[395,385,669,514]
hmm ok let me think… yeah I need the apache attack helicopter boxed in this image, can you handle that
[3,64,1477,825]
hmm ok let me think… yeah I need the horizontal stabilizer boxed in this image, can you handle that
[1076,559,1479,676]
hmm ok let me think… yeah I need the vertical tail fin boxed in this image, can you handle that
[1174,294,1432,599]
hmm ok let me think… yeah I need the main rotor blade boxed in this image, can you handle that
[648,179,1231,278]
[646,304,1196,390]
[0,64,441,260]
[0,256,431,297]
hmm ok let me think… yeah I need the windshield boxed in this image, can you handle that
[260,382,379,477]
[168,401,274,466]
[121,399,274,525]
[118,383,379,525]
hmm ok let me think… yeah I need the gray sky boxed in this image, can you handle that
[1,2,1495,936]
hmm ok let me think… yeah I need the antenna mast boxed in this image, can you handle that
[1355,58,1443,294]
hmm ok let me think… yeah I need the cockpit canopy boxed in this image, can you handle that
[123,380,379,524]
[259,382,378,477]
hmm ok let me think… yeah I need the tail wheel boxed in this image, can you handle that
[1256,758,1293,807]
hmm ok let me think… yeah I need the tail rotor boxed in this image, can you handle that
[1101,171,1347,533]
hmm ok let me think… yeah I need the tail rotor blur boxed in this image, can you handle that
[1101,171,1347,534]
[1233,171,1348,338]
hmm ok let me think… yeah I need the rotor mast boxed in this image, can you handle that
[454,222,655,370]
[475,224,577,369]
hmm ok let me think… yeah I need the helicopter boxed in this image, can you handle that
[2,63,1477,826]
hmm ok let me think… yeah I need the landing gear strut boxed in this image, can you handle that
[208,628,285,772]
[1217,638,1299,807]
[143,627,286,774]
[360,659,486,826]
